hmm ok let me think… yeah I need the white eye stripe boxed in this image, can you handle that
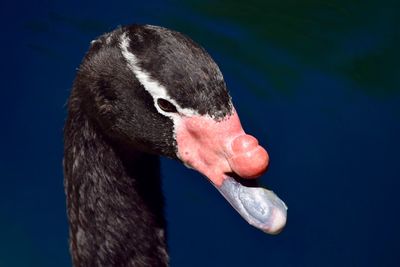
[119,32,198,119]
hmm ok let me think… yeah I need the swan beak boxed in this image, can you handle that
[175,110,287,234]
[215,175,287,234]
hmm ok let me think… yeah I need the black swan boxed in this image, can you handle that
[64,24,287,267]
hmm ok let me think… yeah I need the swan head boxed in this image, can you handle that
[73,24,287,234]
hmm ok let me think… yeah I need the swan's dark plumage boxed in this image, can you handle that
[64,24,233,266]
[64,112,167,266]
[122,25,232,118]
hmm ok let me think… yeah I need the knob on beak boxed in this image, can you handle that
[229,134,269,178]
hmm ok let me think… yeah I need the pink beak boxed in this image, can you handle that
[176,109,287,234]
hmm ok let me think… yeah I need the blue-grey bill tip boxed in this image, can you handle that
[216,176,287,234]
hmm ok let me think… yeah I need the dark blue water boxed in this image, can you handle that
[1,1,399,266]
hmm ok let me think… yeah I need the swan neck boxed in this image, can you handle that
[64,110,168,267]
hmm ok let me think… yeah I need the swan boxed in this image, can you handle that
[64,24,287,267]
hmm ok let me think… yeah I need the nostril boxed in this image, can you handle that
[231,134,259,153]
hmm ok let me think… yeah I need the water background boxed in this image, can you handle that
[1,1,399,266]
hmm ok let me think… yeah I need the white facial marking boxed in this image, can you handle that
[119,32,199,121]
[106,35,112,44]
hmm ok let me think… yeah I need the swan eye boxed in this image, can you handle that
[157,98,178,113]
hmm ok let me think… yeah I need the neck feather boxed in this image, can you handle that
[64,109,168,267]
